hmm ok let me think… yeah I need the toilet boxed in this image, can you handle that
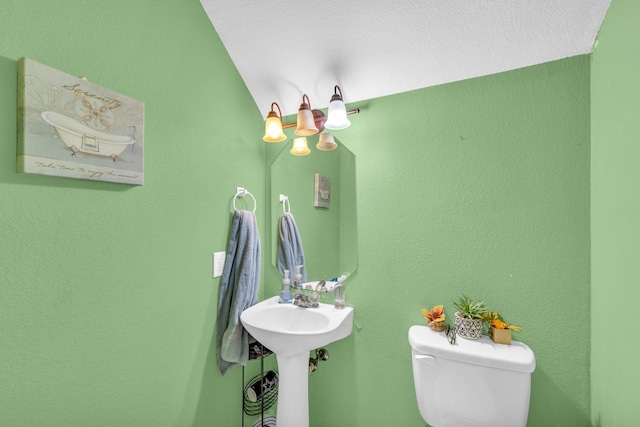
[408,325,536,427]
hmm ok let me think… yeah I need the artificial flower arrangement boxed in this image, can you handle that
[420,301,522,345]
[483,311,521,345]
[483,311,522,332]
[421,305,446,332]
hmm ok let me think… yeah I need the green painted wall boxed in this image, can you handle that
[1,1,596,426]
[303,57,592,427]
[265,57,592,426]
[591,0,640,425]
[0,1,265,425]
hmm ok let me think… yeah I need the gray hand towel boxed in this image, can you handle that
[216,209,261,375]
[276,212,307,283]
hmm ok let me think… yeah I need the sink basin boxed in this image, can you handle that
[240,295,354,357]
[240,296,354,427]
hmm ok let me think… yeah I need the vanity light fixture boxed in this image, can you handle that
[262,86,360,156]
[324,85,351,130]
[263,102,287,143]
[290,137,311,156]
[295,94,320,136]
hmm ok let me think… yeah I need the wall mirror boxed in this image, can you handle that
[270,137,357,282]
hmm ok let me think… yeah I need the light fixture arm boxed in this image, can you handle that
[334,85,343,99]
[271,102,283,121]
[282,108,359,129]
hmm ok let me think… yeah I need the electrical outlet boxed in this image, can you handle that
[213,251,225,278]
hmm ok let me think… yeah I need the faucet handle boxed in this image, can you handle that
[293,290,309,307]
[308,291,320,308]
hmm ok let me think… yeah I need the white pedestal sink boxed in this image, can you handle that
[241,296,354,427]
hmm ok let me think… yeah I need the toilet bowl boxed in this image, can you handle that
[408,325,535,427]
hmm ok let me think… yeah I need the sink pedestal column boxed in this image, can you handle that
[275,353,310,427]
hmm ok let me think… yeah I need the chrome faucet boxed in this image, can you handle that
[294,290,319,308]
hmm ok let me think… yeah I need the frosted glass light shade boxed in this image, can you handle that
[324,97,351,130]
[263,112,287,142]
[290,137,311,156]
[263,102,287,142]
[316,133,337,151]
[295,94,319,136]
[295,109,319,135]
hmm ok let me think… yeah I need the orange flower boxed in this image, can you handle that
[491,319,509,329]
[485,311,522,332]
[421,305,445,323]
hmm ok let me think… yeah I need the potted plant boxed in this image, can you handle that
[421,305,446,332]
[483,311,522,345]
[453,295,487,340]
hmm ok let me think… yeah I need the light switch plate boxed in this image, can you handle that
[213,252,225,278]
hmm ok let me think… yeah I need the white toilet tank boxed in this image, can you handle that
[408,325,535,427]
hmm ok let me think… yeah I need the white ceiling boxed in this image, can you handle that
[200,0,611,118]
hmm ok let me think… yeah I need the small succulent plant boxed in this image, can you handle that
[453,295,487,320]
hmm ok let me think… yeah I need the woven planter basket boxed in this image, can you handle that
[429,321,446,332]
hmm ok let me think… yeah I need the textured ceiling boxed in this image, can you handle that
[200,0,610,118]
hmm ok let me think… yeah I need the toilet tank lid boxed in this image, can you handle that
[409,325,536,373]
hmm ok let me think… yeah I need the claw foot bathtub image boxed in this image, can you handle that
[40,111,136,162]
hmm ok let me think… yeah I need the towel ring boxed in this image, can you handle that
[233,187,256,212]
[279,194,291,214]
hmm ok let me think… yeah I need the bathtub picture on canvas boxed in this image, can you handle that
[17,58,144,185]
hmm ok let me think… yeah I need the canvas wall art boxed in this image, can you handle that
[17,58,144,185]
